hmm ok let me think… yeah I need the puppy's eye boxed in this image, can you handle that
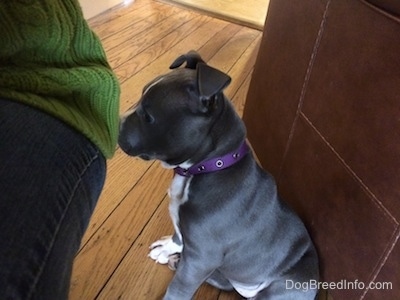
[143,111,154,123]
[137,105,155,123]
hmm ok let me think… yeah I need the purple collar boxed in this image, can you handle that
[174,141,250,177]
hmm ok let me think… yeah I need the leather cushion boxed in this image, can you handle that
[365,0,400,16]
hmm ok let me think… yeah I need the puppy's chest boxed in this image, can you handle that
[168,174,192,206]
[168,174,192,240]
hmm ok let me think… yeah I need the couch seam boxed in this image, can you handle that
[278,0,332,181]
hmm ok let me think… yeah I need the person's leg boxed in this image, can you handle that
[0,99,106,300]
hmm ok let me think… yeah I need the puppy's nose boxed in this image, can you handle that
[118,130,136,156]
[118,142,133,156]
[118,118,142,157]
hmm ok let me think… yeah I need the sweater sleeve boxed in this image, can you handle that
[0,0,120,158]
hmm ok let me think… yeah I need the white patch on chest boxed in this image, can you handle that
[168,173,192,243]
[148,163,192,265]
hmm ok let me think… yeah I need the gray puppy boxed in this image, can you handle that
[118,51,319,299]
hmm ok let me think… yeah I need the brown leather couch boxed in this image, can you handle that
[243,0,400,299]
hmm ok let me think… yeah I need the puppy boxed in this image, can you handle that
[119,51,319,299]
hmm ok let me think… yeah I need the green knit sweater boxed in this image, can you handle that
[0,0,120,158]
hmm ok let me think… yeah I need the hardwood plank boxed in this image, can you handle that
[194,284,222,299]
[206,26,261,74]
[114,13,211,84]
[89,2,153,39]
[106,5,190,69]
[96,198,174,299]
[80,150,151,245]
[70,163,171,299]
[197,22,243,62]
[161,0,269,30]
[87,0,147,28]
[218,290,243,300]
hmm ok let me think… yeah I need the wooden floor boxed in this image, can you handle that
[165,0,269,30]
[69,0,262,299]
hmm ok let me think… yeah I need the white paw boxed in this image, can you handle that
[148,235,183,265]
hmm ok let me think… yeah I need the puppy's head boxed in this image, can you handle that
[118,51,231,165]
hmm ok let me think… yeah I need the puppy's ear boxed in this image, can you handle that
[170,50,205,69]
[196,63,231,113]
[197,63,231,99]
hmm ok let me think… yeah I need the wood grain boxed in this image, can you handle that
[163,0,270,30]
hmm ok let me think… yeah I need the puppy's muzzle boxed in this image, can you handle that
[118,112,141,156]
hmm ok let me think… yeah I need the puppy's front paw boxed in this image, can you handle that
[148,235,182,265]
